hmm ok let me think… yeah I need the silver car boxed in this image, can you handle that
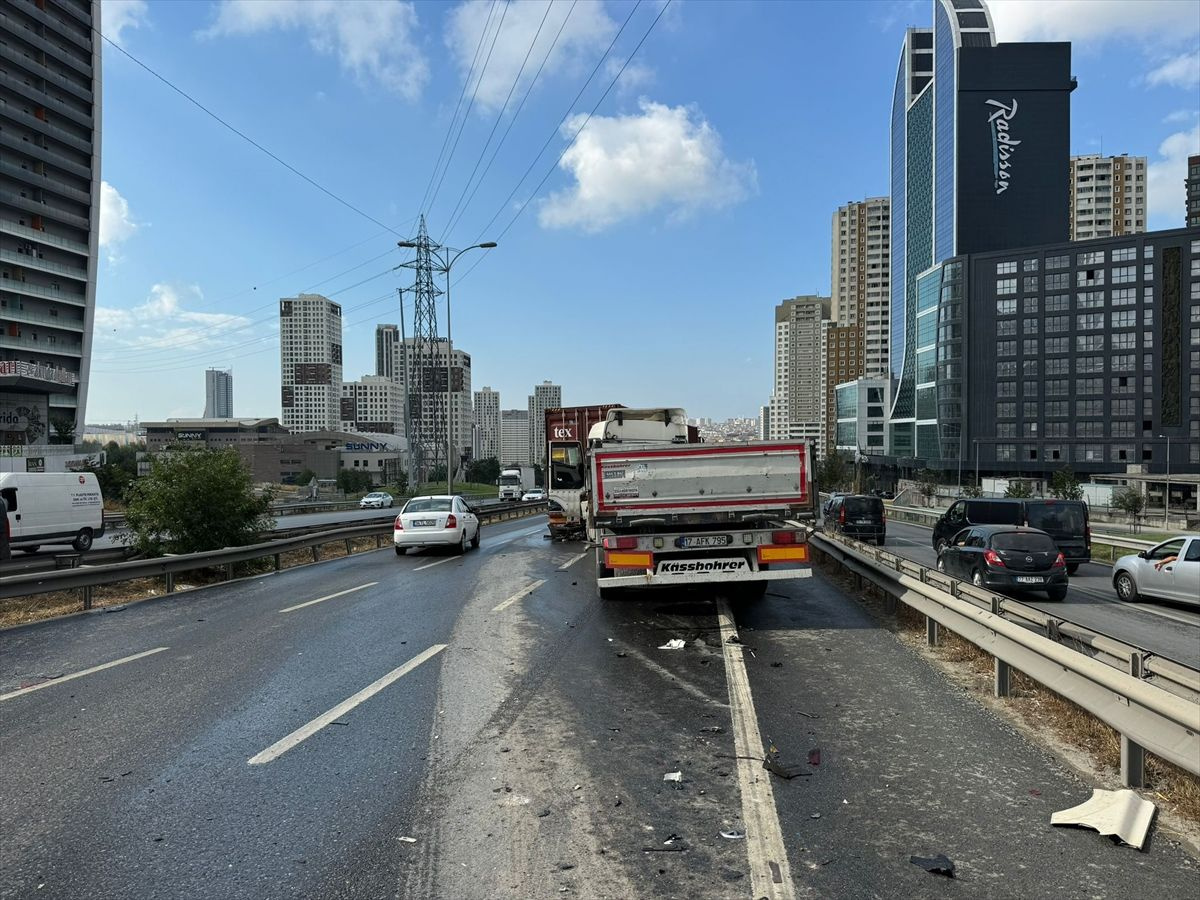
[1112,535,1200,605]
[359,492,394,509]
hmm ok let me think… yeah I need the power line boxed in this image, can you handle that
[442,0,562,240]
[425,0,511,224]
[96,29,408,237]
[417,0,499,216]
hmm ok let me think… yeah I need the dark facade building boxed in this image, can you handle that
[889,0,1075,461]
[886,227,1199,478]
[1187,154,1200,229]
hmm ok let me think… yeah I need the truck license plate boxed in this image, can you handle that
[678,534,730,548]
[1016,576,1043,584]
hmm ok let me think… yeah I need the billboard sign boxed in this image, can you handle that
[0,393,49,445]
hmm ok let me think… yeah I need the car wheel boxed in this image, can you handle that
[1114,571,1139,603]
[1046,585,1068,601]
[471,525,480,549]
[971,568,984,588]
[936,555,946,573]
[72,528,93,552]
[935,538,948,554]
[1066,563,1079,575]
[458,530,468,555]
[395,546,405,557]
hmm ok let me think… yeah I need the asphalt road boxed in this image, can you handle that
[880,520,1200,668]
[2,514,1197,899]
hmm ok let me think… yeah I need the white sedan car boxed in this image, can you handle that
[394,495,480,555]
[360,492,394,509]
[1112,534,1200,605]
[522,488,547,501]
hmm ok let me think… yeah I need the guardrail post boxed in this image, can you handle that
[225,563,233,581]
[82,585,93,610]
[988,597,1012,697]
[1121,654,1147,788]
[375,535,382,549]
[274,553,281,572]
[311,546,320,563]
[344,538,352,555]
[926,616,938,646]
[165,572,175,594]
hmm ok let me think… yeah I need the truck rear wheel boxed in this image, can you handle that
[598,564,620,600]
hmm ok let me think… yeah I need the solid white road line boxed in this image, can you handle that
[414,555,459,571]
[716,599,798,900]
[0,647,169,703]
[279,582,377,613]
[247,644,447,765]
[491,579,545,613]
[558,551,588,570]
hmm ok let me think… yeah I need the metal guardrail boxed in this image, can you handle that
[810,532,1200,787]
[2,503,548,608]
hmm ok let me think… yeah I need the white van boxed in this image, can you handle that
[0,472,105,553]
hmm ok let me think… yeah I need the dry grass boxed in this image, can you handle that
[0,536,390,629]
[811,543,1200,837]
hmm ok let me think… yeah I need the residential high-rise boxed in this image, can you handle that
[340,376,403,434]
[375,324,400,380]
[392,338,473,470]
[889,0,1073,461]
[527,381,562,466]
[1069,155,1146,240]
[500,409,530,467]
[1187,155,1200,228]
[279,294,343,432]
[824,196,891,456]
[0,0,102,449]
[204,368,233,418]
[474,386,501,461]
[768,296,830,447]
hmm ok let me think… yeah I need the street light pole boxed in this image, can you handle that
[1158,433,1171,528]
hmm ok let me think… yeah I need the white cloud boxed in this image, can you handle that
[1163,109,1199,124]
[97,284,253,351]
[538,99,756,232]
[101,0,149,47]
[1147,123,1200,229]
[987,0,1199,45]
[99,181,139,263]
[444,0,619,114]
[202,0,428,99]
[1146,50,1200,89]
[605,56,655,94]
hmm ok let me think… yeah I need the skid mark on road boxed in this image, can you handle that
[0,647,169,703]
[616,644,728,708]
[491,580,545,613]
[716,599,799,900]
[279,582,377,613]
[248,644,447,765]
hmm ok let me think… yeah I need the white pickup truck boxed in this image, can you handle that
[585,408,815,599]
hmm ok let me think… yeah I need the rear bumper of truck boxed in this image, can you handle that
[599,566,812,588]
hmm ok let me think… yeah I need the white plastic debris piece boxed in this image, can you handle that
[719,829,746,840]
[663,771,683,782]
[397,836,417,843]
[658,639,686,650]
[1050,788,1156,850]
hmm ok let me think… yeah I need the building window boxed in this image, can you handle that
[997,381,1016,397]
[1077,269,1105,287]
[1046,337,1069,354]
[1022,401,1039,418]
[1077,290,1105,308]
[1077,356,1104,373]
[1023,359,1039,376]
[1045,400,1068,417]
[1045,379,1068,395]
[1023,318,1039,335]
[1023,258,1039,272]
[1045,294,1070,312]
[996,261,1018,275]
[1022,276,1039,294]
[1076,377,1103,394]
[1112,353,1136,371]
[997,423,1016,437]
[996,340,1016,356]
[996,444,1016,462]
[996,402,1016,418]
[1112,247,1136,262]
[1045,422,1069,437]
[1046,255,1069,270]
[1077,250,1106,266]
[1112,266,1136,284]
[996,298,1017,316]
[997,278,1017,295]
[1077,313,1105,330]
[1046,315,1069,333]
[997,320,1016,336]
[1045,273,1071,290]
[1045,358,1069,376]
[1112,288,1136,306]
[1112,332,1136,350]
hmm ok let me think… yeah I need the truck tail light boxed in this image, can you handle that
[603,536,638,550]
[771,530,798,544]
[445,514,457,529]
[983,549,1005,568]
[394,516,403,531]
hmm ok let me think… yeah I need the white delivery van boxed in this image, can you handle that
[0,472,105,553]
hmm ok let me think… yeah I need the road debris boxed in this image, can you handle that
[910,854,955,877]
[770,662,783,668]
[725,634,743,645]
[808,749,822,766]
[397,836,417,843]
[719,829,746,840]
[663,771,683,783]
[810,813,821,820]
[1050,788,1156,850]
[536,809,551,818]
[658,639,686,650]
[763,757,811,780]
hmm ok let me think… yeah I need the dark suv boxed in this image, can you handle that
[824,494,886,545]
[936,525,1068,601]
[931,498,1090,573]
[932,499,1024,554]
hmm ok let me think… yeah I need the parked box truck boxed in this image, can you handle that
[498,465,535,501]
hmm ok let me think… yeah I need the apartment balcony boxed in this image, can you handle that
[0,190,89,230]
[0,128,90,179]
[0,277,87,306]
[0,331,82,354]
[0,23,92,79]
[0,218,89,256]
[10,0,94,54]
[5,104,93,155]
[0,158,91,204]
[0,305,85,331]
[0,248,87,280]
[0,42,91,103]
[0,69,93,130]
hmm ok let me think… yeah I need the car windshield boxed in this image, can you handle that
[992,532,1057,553]
[1025,503,1085,533]
[404,498,452,513]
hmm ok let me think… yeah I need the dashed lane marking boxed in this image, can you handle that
[279,582,377,613]
[491,580,546,613]
[247,644,448,765]
[0,647,170,703]
[414,555,459,572]
[558,551,589,570]
[716,599,799,900]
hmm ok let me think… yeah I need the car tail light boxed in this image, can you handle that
[603,536,638,550]
[838,506,846,524]
[394,516,403,531]
[983,549,1006,567]
[771,530,798,544]
[1052,552,1065,568]
[445,514,457,529]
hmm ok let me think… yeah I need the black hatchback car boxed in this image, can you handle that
[824,494,886,545]
[936,525,1068,600]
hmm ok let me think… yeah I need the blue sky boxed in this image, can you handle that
[90,0,1200,424]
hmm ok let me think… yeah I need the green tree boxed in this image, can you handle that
[389,470,409,497]
[124,448,273,556]
[1112,486,1145,529]
[916,469,940,506]
[1004,478,1033,498]
[294,467,317,488]
[465,457,500,485]
[336,468,373,494]
[85,440,144,504]
[1048,466,1083,501]
[816,451,850,493]
[49,415,76,445]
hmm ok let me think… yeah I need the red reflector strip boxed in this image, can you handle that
[605,550,653,569]
[758,545,809,564]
